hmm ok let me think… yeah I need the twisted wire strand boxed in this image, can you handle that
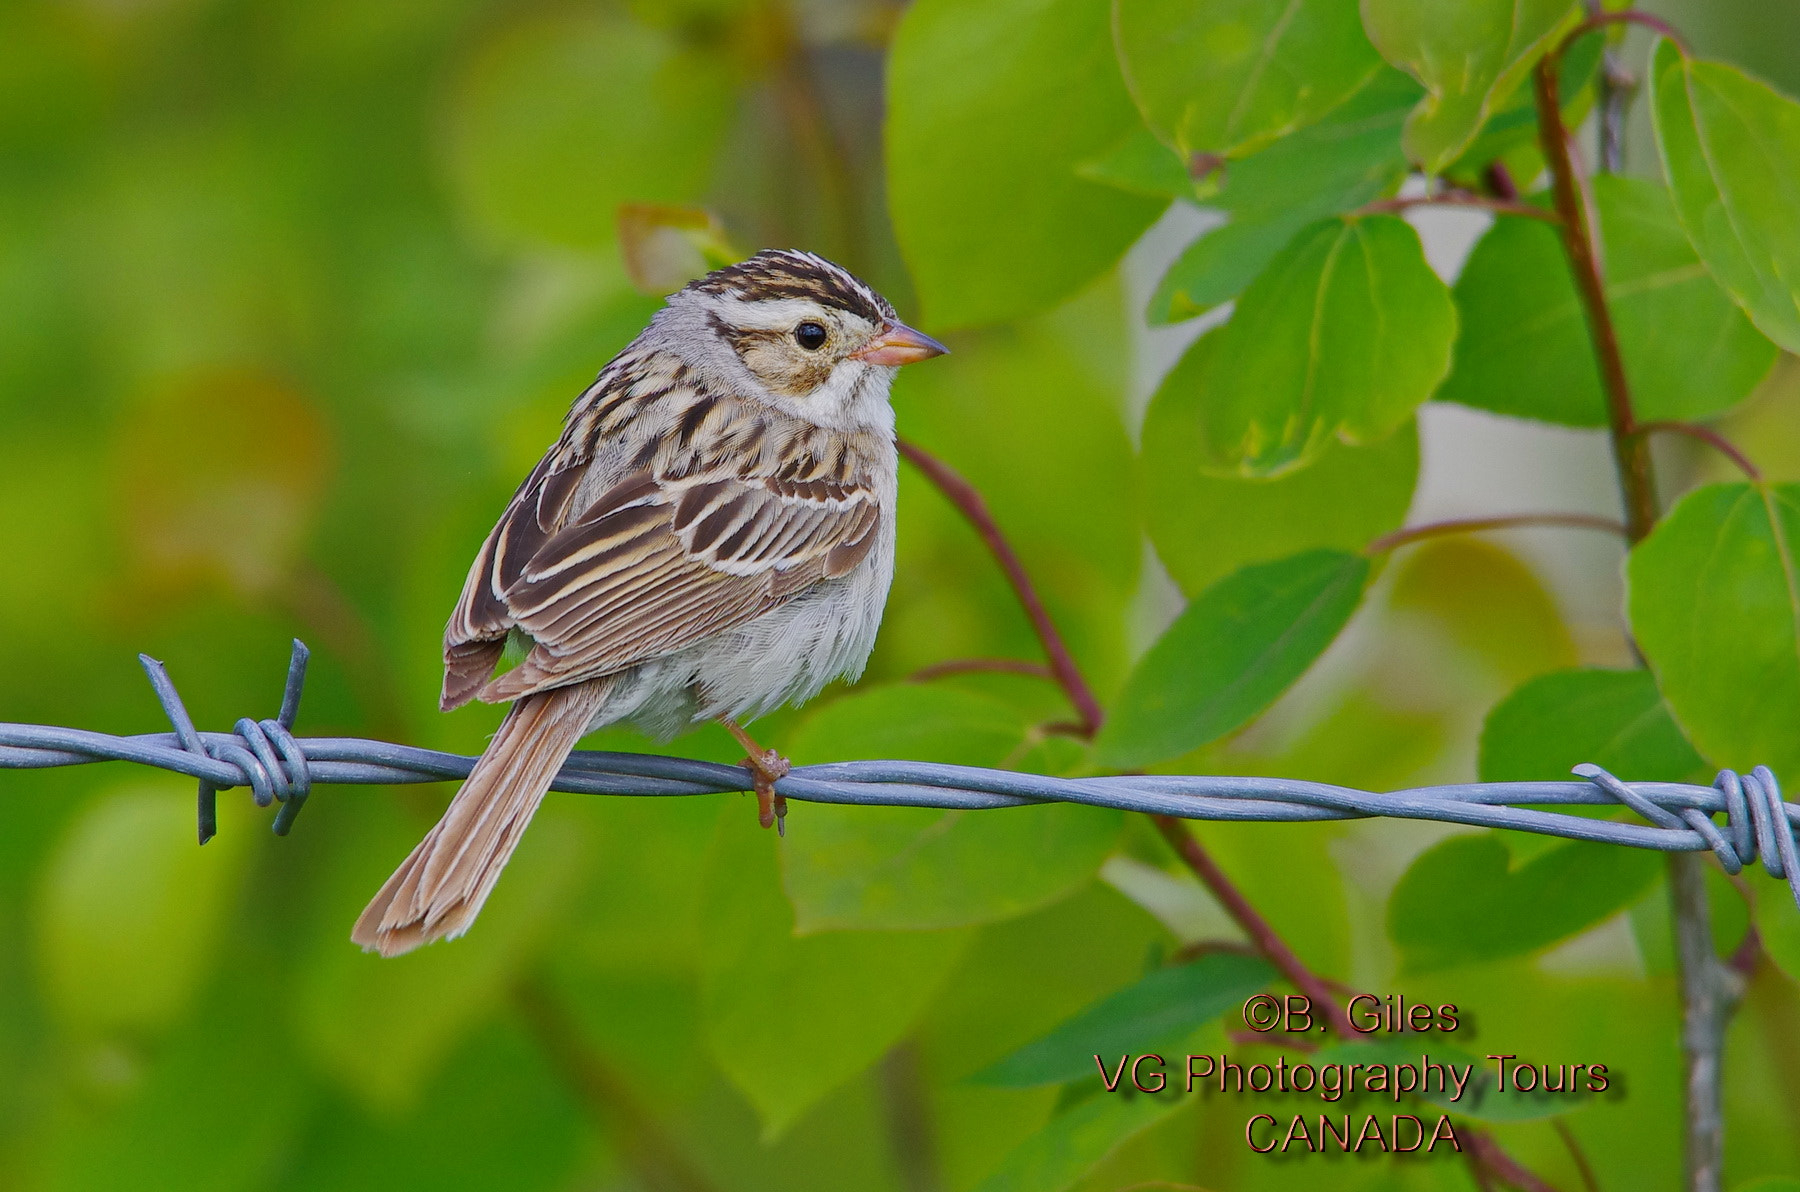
[2,640,1796,909]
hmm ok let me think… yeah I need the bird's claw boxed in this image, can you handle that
[742,747,791,835]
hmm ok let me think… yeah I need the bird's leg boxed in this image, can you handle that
[720,718,790,835]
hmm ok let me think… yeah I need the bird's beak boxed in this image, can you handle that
[852,322,949,367]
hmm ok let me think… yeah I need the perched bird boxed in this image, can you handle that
[353,250,946,957]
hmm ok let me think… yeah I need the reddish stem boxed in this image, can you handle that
[1557,9,1687,57]
[1534,54,1659,544]
[1361,193,1560,224]
[1367,513,1628,556]
[1636,421,1764,483]
[1150,815,1358,1038]
[897,439,1105,736]
[908,657,1054,683]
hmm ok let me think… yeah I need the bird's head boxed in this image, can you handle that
[662,249,946,427]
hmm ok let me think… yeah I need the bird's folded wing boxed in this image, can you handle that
[447,461,881,703]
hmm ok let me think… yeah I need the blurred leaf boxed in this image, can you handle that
[283,1021,583,1192]
[970,1088,1188,1192]
[1735,1181,1800,1192]
[1480,668,1709,784]
[446,10,735,250]
[42,970,310,1192]
[973,952,1272,1087]
[1388,538,1576,685]
[298,804,589,1112]
[1142,329,1416,594]
[886,0,1165,328]
[616,204,740,295]
[1097,550,1370,768]
[1388,832,1662,973]
[35,782,250,1037]
[1753,885,1800,988]
[1439,176,1777,426]
[115,369,331,598]
[1628,483,1800,778]
[1178,214,1453,477]
[1149,69,1418,323]
[1361,0,1575,173]
[1115,0,1382,160]
[701,812,973,1139]
[783,684,1122,931]
[1076,126,1193,199]
[1652,41,1800,353]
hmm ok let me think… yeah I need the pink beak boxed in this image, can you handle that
[852,322,950,367]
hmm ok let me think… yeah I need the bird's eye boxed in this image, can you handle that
[794,322,828,350]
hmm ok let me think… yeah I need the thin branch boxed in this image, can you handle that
[1534,53,1660,544]
[897,439,1104,736]
[1361,193,1561,224]
[907,657,1055,683]
[1539,20,1734,1182]
[1583,0,1636,174]
[1554,1118,1603,1192]
[511,975,722,1192]
[878,1043,943,1192]
[1557,10,1688,59]
[1636,421,1764,483]
[765,2,865,266]
[1668,853,1735,1192]
[1367,514,1628,556]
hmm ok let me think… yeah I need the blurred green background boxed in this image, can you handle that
[3,0,1799,1189]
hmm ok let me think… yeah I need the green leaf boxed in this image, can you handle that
[1388,832,1663,973]
[970,1089,1188,1192]
[445,11,735,250]
[1173,214,1454,476]
[973,952,1274,1087]
[1360,0,1575,173]
[887,0,1165,328]
[1141,329,1417,595]
[1149,69,1419,323]
[701,811,973,1139]
[782,684,1122,931]
[1480,668,1709,784]
[1628,483,1800,780]
[1115,0,1382,161]
[1439,176,1777,426]
[1442,29,1602,178]
[1652,41,1800,354]
[1097,550,1370,768]
[1077,126,1194,199]
[34,781,251,1036]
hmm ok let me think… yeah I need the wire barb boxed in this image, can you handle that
[2,643,1795,908]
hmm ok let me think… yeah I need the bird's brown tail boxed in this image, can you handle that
[352,678,611,957]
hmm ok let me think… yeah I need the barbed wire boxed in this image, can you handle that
[3,640,1796,910]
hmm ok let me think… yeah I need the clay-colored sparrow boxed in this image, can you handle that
[353,251,945,956]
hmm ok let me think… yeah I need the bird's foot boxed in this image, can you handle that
[742,747,791,835]
[720,718,791,835]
